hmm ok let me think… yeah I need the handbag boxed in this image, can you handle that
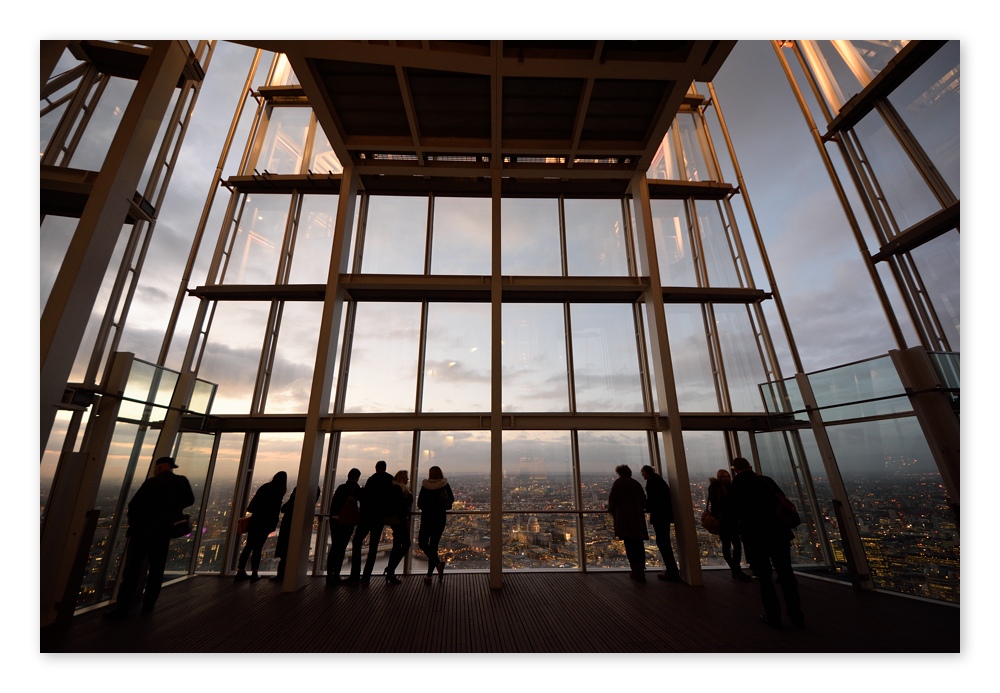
[700,509,720,535]
[338,495,360,526]
[237,515,250,533]
[170,514,193,538]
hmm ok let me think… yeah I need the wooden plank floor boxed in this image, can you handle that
[40,569,959,653]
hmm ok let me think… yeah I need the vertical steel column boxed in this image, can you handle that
[489,173,504,590]
[283,165,360,591]
[630,173,701,586]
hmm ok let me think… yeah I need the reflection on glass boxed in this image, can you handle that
[309,126,342,175]
[651,199,696,286]
[676,112,718,181]
[887,41,959,196]
[343,302,420,413]
[288,194,338,283]
[257,107,311,174]
[564,199,629,276]
[693,200,739,287]
[502,303,569,412]
[225,194,290,284]
[431,197,491,275]
[422,303,491,412]
[501,198,561,275]
[361,195,427,274]
[570,304,644,412]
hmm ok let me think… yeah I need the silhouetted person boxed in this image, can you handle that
[326,468,361,585]
[640,465,680,582]
[418,465,454,584]
[105,456,194,619]
[608,464,649,582]
[272,486,319,581]
[384,470,413,584]
[235,471,287,582]
[729,457,804,629]
[348,460,394,583]
[707,468,751,581]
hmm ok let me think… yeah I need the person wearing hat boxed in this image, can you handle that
[105,456,194,619]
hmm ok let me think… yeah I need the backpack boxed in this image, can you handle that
[439,485,454,510]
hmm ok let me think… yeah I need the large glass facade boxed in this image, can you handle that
[40,41,959,628]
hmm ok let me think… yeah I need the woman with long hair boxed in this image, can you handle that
[707,468,751,581]
[417,465,454,583]
[384,470,413,584]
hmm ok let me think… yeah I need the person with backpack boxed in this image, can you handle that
[729,456,805,630]
[417,465,454,584]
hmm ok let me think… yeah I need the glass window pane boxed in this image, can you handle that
[564,198,629,276]
[854,110,942,231]
[417,431,491,511]
[650,199,696,286]
[677,112,717,182]
[824,417,959,602]
[910,229,960,351]
[578,431,650,511]
[582,512,633,570]
[664,305,719,412]
[501,198,561,275]
[197,432,243,572]
[264,302,322,414]
[69,76,137,171]
[256,107,311,174]
[570,304,645,412]
[198,301,270,414]
[308,125,343,175]
[694,200,740,287]
[422,303,491,413]
[361,195,427,274]
[887,41,959,196]
[343,302,420,413]
[714,304,767,412]
[288,194,338,284]
[40,216,78,314]
[503,513,580,570]
[502,303,569,412]
[502,431,573,511]
[680,431,733,567]
[225,194,290,284]
[430,197,491,275]
[167,432,214,576]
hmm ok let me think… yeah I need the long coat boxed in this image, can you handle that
[608,476,649,540]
